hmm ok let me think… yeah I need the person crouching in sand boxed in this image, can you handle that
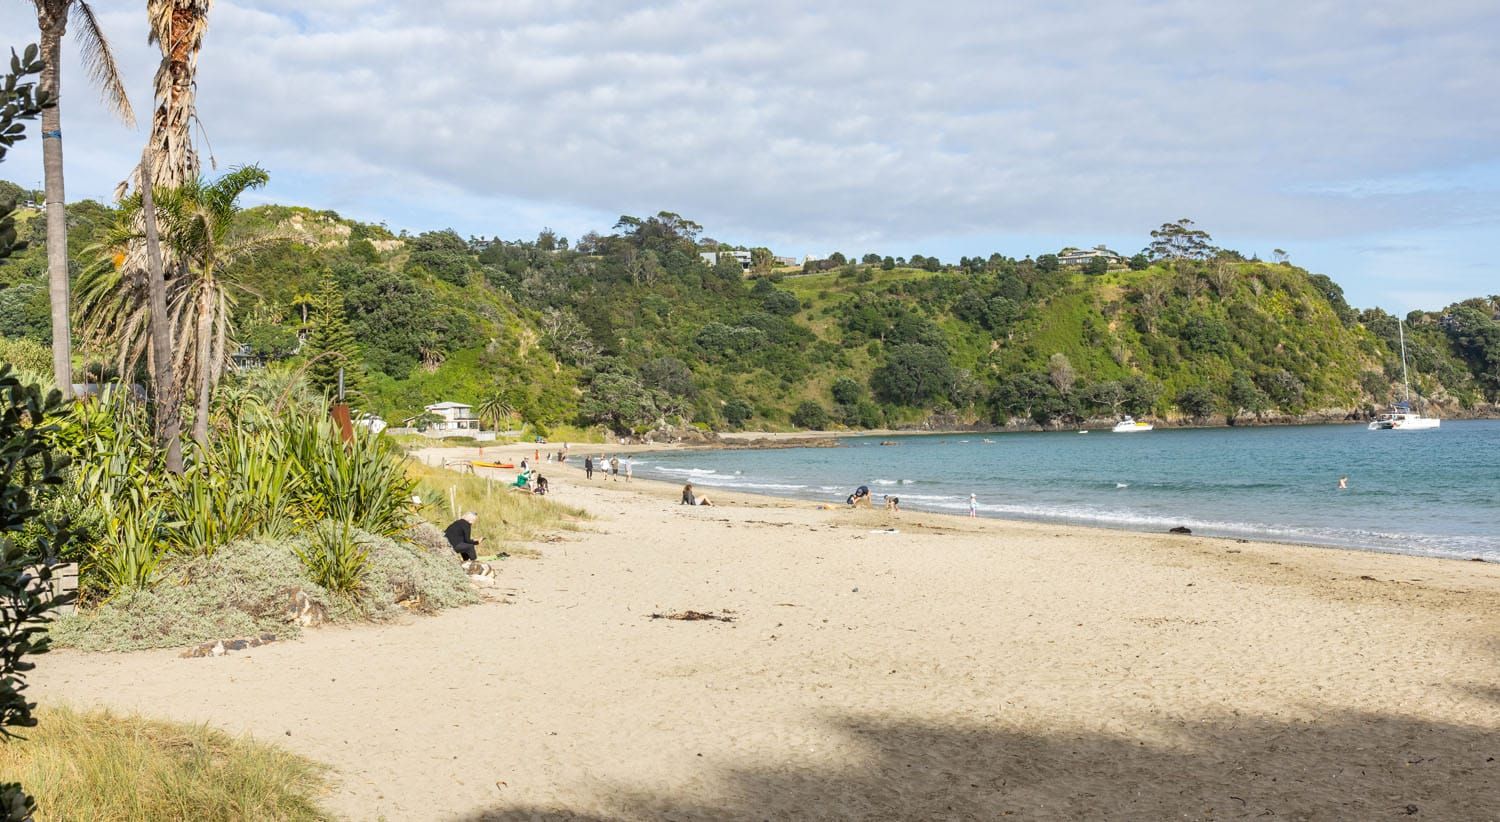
[846,485,871,507]
[681,483,714,506]
[444,512,482,561]
[885,495,900,513]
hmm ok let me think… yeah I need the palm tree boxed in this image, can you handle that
[26,0,134,399]
[80,166,277,445]
[107,0,209,459]
[476,393,515,431]
[155,165,273,445]
[143,0,210,192]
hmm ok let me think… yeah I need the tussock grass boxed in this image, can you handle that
[1,706,331,821]
[409,462,587,557]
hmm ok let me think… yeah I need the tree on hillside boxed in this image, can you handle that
[1082,255,1109,276]
[1047,352,1076,394]
[1147,218,1215,261]
[579,370,655,432]
[303,277,365,401]
[1127,253,1149,270]
[872,343,955,406]
[1174,384,1217,419]
[25,0,135,399]
[790,399,829,430]
[1227,371,1268,420]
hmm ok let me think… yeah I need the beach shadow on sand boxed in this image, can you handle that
[454,707,1500,820]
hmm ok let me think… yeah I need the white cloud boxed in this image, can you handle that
[1,0,1497,305]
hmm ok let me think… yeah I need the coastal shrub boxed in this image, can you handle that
[49,537,327,652]
[49,525,478,652]
[0,706,329,821]
[335,529,479,621]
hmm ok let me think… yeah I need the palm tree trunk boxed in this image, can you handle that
[140,148,183,473]
[191,281,213,445]
[38,20,73,399]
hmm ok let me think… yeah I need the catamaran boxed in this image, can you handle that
[1368,318,1440,431]
[1112,416,1154,433]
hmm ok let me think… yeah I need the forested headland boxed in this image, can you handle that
[2,185,1497,435]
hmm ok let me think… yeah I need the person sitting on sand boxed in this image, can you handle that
[681,483,715,506]
[513,471,531,490]
[534,475,549,495]
[846,485,871,507]
[444,512,482,562]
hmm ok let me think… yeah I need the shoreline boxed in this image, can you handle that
[417,440,1498,566]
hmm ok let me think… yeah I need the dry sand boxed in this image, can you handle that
[34,444,1500,820]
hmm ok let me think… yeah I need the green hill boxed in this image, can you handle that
[1,195,1496,433]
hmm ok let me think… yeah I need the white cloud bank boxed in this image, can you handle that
[2,0,1497,305]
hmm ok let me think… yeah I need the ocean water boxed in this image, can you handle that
[635,421,1500,562]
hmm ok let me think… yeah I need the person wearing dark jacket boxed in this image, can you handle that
[585,456,594,479]
[444,512,481,561]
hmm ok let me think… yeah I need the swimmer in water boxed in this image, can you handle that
[1338,476,1349,490]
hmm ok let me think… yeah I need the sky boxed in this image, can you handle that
[2,0,1497,312]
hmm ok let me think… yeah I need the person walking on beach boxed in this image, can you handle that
[610,456,620,481]
[585,456,594,480]
[624,458,633,482]
[969,493,977,518]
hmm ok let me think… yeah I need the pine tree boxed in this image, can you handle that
[304,278,365,402]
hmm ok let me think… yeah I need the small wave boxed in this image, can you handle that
[1116,483,1130,489]
[874,479,900,486]
[657,467,720,477]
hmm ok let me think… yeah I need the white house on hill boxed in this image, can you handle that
[1058,245,1126,267]
[418,401,479,431]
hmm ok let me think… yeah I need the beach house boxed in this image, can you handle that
[417,401,480,432]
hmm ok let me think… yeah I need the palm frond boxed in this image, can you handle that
[71,0,136,126]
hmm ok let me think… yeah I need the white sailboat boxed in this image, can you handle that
[1368,318,1440,431]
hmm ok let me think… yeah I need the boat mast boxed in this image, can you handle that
[1398,318,1413,409]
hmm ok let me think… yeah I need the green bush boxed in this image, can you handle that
[296,520,369,598]
[790,400,830,429]
[49,525,478,652]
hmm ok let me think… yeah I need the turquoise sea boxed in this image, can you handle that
[635,420,1500,562]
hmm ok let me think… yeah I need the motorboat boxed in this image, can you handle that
[1369,318,1440,432]
[1112,417,1153,433]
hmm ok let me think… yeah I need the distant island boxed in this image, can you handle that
[1,188,1496,436]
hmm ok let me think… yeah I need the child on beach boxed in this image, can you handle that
[969,493,977,517]
[625,459,633,482]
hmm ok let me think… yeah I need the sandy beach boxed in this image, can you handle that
[33,443,1500,820]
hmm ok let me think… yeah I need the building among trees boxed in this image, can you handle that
[1057,245,1125,267]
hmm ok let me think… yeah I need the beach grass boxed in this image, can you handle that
[0,706,331,821]
[409,461,587,557]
